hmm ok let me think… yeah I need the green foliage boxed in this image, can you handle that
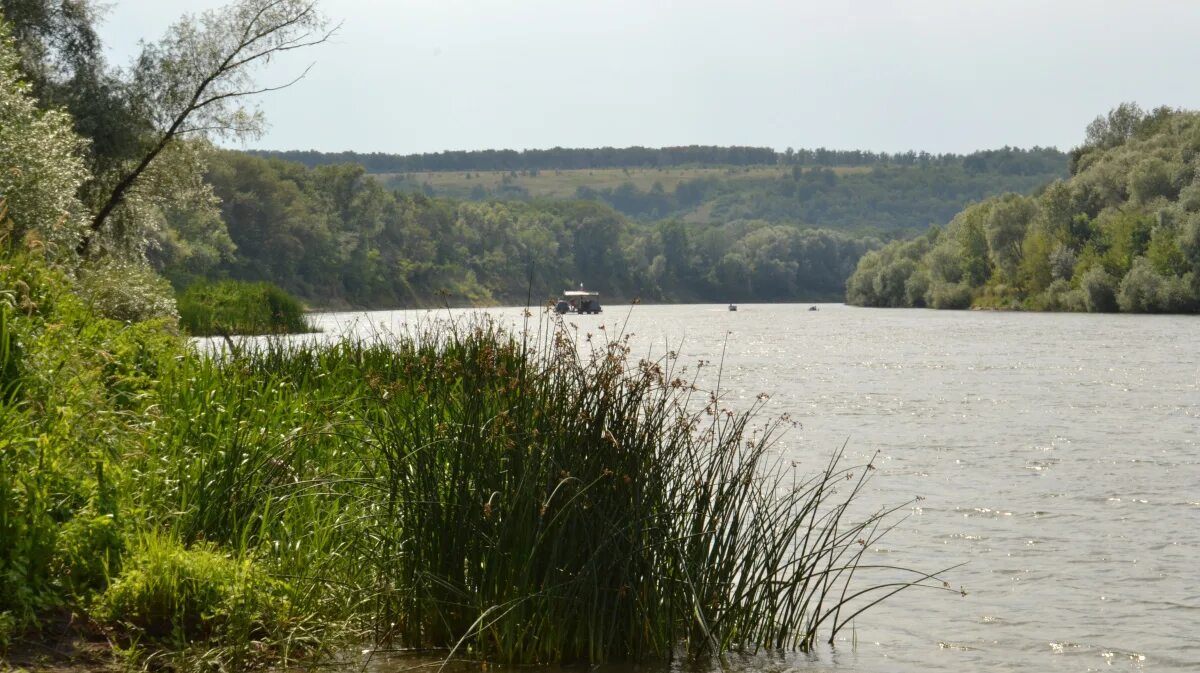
[193,151,881,306]
[1116,257,1199,313]
[97,533,289,643]
[176,280,308,336]
[75,257,179,322]
[53,512,123,598]
[3,223,945,668]
[385,149,1067,234]
[847,105,1200,313]
[0,237,180,624]
[1080,266,1117,312]
[0,24,90,259]
[844,233,932,307]
[1030,278,1085,312]
[928,281,973,310]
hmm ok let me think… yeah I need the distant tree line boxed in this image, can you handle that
[565,153,1066,232]
[156,151,880,307]
[251,146,780,172]
[846,104,1200,313]
[251,145,1066,174]
[381,146,1067,234]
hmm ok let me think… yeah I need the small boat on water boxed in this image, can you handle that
[808,305,819,311]
[555,285,602,315]
[728,303,738,311]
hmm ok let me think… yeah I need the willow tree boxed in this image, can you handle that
[0,21,89,256]
[78,0,335,256]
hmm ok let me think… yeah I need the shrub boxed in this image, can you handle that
[97,533,289,646]
[52,513,124,599]
[75,258,179,322]
[1159,273,1199,312]
[0,244,180,624]
[177,280,309,336]
[1081,265,1118,312]
[1116,257,1165,312]
[1034,279,1085,312]
[928,281,973,309]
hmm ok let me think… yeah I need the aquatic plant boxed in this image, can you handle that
[135,316,948,665]
[176,280,309,336]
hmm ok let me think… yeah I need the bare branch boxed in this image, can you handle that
[192,63,314,112]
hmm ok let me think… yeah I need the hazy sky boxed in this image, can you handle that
[96,0,1200,155]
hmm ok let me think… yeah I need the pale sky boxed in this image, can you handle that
[96,0,1200,155]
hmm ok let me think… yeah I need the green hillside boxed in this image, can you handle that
[846,104,1200,313]
[160,151,878,308]
[260,147,1069,235]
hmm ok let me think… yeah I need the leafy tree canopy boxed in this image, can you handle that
[847,104,1200,313]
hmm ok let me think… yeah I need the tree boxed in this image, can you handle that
[79,0,334,255]
[1084,102,1145,150]
[0,0,101,97]
[0,23,89,256]
[984,194,1037,282]
[1080,265,1118,312]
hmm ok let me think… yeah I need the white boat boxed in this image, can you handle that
[554,286,602,314]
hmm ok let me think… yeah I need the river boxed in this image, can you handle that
[291,302,1199,672]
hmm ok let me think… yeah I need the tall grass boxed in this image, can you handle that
[176,280,309,336]
[132,315,949,666]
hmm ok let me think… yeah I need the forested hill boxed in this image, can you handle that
[251,146,1069,234]
[157,150,880,308]
[253,144,1066,174]
[846,104,1200,313]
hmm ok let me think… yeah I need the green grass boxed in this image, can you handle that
[177,280,310,336]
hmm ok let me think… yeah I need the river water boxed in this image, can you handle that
[297,303,1199,672]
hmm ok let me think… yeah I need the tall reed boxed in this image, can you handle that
[134,314,948,666]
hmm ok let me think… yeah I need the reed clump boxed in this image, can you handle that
[2,239,945,668]
[133,316,947,665]
[176,280,309,336]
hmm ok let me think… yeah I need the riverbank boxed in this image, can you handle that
[4,248,933,671]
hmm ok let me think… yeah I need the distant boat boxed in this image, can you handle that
[555,285,602,314]
[728,303,738,311]
[808,305,818,311]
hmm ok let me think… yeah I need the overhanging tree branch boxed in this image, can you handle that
[77,0,334,256]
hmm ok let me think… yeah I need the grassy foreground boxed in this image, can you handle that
[1,245,946,671]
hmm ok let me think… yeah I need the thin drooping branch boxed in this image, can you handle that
[77,1,334,257]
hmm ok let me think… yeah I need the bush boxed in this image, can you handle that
[53,513,124,598]
[1116,257,1165,312]
[1033,279,1085,311]
[75,258,179,322]
[177,280,309,336]
[1081,266,1118,312]
[0,246,180,624]
[928,281,973,309]
[1159,273,1199,312]
[97,533,289,646]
